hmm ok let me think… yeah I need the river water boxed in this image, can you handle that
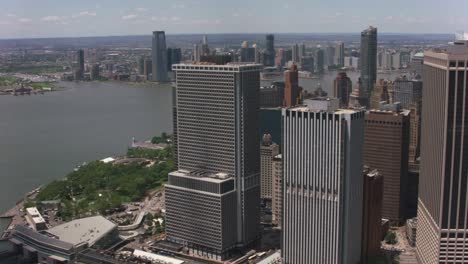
[0,70,405,214]
[0,81,173,213]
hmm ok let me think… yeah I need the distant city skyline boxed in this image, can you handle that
[0,0,467,39]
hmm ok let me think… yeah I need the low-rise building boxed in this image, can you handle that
[25,207,47,231]
[406,217,417,247]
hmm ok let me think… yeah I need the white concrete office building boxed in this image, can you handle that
[282,98,365,264]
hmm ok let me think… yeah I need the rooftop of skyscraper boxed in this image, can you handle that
[288,98,358,114]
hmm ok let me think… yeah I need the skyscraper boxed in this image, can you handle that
[292,44,300,63]
[77,49,84,80]
[333,71,352,106]
[283,64,300,107]
[138,56,145,75]
[271,154,283,227]
[416,38,468,264]
[167,48,181,72]
[240,47,256,62]
[326,45,336,66]
[360,26,378,107]
[152,31,168,82]
[361,167,383,264]
[260,134,279,204]
[370,79,393,110]
[265,34,275,66]
[316,49,325,74]
[300,56,314,72]
[143,59,152,80]
[335,42,345,67]
[364,106,410,223]
[166,63,262,260]
[282,98,365,264]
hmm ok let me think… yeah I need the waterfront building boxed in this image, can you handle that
[315,49,325,74]
[326,45,336,66]
[283,64,300,107]
[152,31,168,82]
[138,56,145,75]
[292,44,300,63]
[260,134,279,203]
[144,59,152,80]
[167,48,182,72]
[335,42,345,67]
[361,168,383,264]
[77,49,85,80]
[282,98,365,264]
[25,207,46,231]
[90,64,100,80]
[300,56,314,72]
[265,34,275,66]
[416,38,468,264]
[364,105,410,223]
[333,71,352,106]
[166,63,262,260]
[360,26,378,107]
[271,154,283,227]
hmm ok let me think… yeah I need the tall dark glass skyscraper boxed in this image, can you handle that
[166,63,262,260]
[152,31,168,82]
[416,39,468,264]
[360,26,377,107]
[77,49,84,80]
[315,49,324,74]
[265,34,275,66]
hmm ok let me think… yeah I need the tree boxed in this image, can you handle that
[385,231,398,245]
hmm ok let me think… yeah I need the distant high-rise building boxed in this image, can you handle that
[167,48,182,72]
[240,47,256,62]
[260,82,284,108]
[299,43,306,58]
[143,59,152,80]
[300,56,314,72]
[348,78,367,108]
[326,45,336,66]
[315,49,325,74]
[392,52,401,69]
[265,34,275,66]
[138,56,145,75]
[335,42,345,67]
[370,79,393,110]
[166,63,262,260]
[283,64,300,107]
[152,31,168,82]
[271,154,283,227]
[292,44,300,63]
[394,77,423,165]
[416,39,468,264]
[360,26,378,107]
[364,107,410,223]
[282,98,365,264]
[260,134,279,204]
[90,64,100,80]
[361,167,383,264]
[77,49,84,80]
[193,44,201,62]
[410,52,424,79]
[333,71,352,106]
[200,54,232,65]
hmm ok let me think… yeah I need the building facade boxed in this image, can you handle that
[363,108,410,223]
[271,154,283,227]
[361,168,383,264]
[360,26,378,106]
[282,98,365,264]
[77,49,84,80]
[166,63,262,260]
[265,34,275,66]
[333,71,352,106]
[260,134,279,202]
[370,79,393,110]
[315,49,325,74]
[416,40,468,264]
[152,31,168,82]
[284,64,300,107]
[335,42,345,67]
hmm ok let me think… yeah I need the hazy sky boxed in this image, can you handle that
[0,0,467,38]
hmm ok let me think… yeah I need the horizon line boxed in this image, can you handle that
[0,31,456,41]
